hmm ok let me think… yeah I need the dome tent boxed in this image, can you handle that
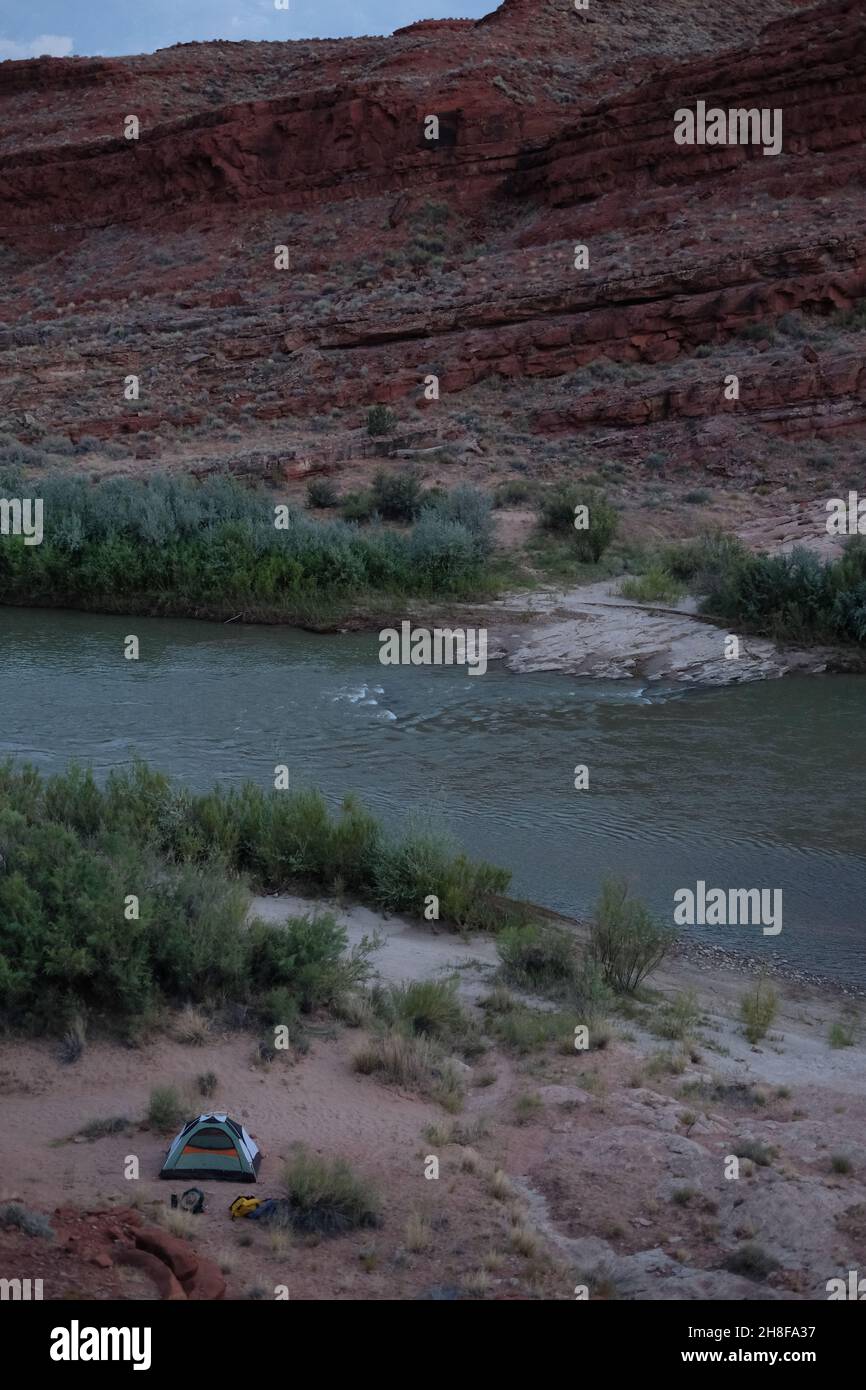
[160,1114,261,1182]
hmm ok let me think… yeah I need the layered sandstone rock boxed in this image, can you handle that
[0,0,862,472]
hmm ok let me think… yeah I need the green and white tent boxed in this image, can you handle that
[160,1114,261,1182]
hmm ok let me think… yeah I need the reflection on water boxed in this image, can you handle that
[1,606,865,982]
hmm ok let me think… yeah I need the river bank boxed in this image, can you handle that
[2,607,864,986]
[475,580,865,684]
[3,886,863,1302]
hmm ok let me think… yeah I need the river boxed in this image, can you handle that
[1,606,864,984]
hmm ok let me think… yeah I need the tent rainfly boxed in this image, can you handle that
[159,1114,261,1182]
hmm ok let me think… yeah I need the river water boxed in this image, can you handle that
[1,607,864,984]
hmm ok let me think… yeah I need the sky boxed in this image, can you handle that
[0,0,495,59]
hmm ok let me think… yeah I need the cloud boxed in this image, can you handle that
[0,34,75,61]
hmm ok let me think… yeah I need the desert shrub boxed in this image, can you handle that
[829,1018,856,1049]
[733,1138,775,1167]
[305,478,339,509]
[328,793,381,891]
[175,1004,211,1045]
[244,913,374,1014]
[77,1116,130,1140]
[408,515,482,589]
[589,878,675,993]
[832,299,866,331]
[42,433,76,456]
[738,321,776,343]
[421,484,494,558]
[370,468,421,521]
[620,566,685,605]
[651,989,701,1041]
[156,1207,197,1239]
[494,480,536,507]
[723,1242,779,1280]
[536,485,617,561]
[282,1145,381,1234]
[147,1085,184,1132]
[339,490,376,523]
[197,1071,218,1098]
[353,1029,464,1109]
[740,982,777,1043]
[483,1000,573,1054]
[688,536,866,645]
[366,405,396,437]
[0,1203,54,1239]
[380,976,470,1048]
[372,814,510,929]
[514,1092,542,1125]
[657,531,747,588]
[496,922,577,994]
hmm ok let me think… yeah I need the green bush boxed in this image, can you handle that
[352,1029,465,1110]
[0,1203,54,1239]
[657,531,748,588]
[381,976,471,1049]
[497,922,577,994]
[421,485,494,558]
[366,405,396,438]
[282,1145,381,1234]
[370,468,422,521]
[340,491,376,523]
[0,761,509,1032]
[536,485,617,561]
[723,1242,779,1281]
[147,1086,184,1132]
[483,1001,573,1054]
[693,535,866,646]
[740,982,777,1044]
[828,1018,856,1049]
[0,470,494,616]
[589,878,675,993]
[651,990,701,1041]
[620,566,685,605]
[305,478,339,509]
[493,479,538,507]
[245,913,374,1014]
[372,814,510,929]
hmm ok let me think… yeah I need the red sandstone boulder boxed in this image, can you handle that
[117,1247,187,1300]
[181,1257,227,1301]
[134,1227,199,1283]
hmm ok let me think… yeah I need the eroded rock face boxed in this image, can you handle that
[0,0,863,464]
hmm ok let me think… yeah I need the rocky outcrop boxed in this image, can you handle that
[507,0,866,210]
[0,0,863,467]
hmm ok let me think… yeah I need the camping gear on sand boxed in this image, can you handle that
[160,1114,261,1182]
[230,1196,262,1220]
[180,1187,205,1213]
[247,1198,284,1222]
[229,1196,289,1224]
